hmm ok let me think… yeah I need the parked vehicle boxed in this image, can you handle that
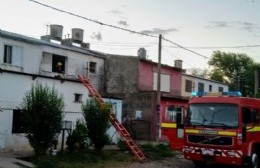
[183,92,260,168]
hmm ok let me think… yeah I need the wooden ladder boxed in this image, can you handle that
[78,75,147,162]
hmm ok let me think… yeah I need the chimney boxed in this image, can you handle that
[137,48,147,60]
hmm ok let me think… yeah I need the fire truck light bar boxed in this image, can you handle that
[191,91,242,97]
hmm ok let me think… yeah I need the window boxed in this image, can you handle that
[185,80,192,92]
[4,45,12,63]
[74,93,83,103]
[165,106,177,122]
[198,82,204,92]
[209,85,212,92]
[3,45,23,66]
[218,87,224,92]
[52,54,66,73]
[89,61,97,73]
[12,109,23,133]
[153,73,170,92]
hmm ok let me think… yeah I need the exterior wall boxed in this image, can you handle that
[0,72,86,151]
[139,60,182,97]
[105,55,184,141]
[104,55,139,94]
[121,92,155,140]
[0,72,122,151]
[194,78,228,93]
[0,30,113,152]
[181,74,229,98]
[0,31,105,92]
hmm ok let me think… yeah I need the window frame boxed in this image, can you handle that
[198,82,204,92]
[52,54,66,73]
[74,93,83,103]
[185,80,192,92]
[4,45,13,64]
[89,61,97,74]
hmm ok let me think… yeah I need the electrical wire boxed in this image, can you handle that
[162,47,198,68]
[29,0,210,60]
[164,44,260,49]
[162,37,210,59]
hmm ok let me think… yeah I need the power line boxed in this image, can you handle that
[29,0,157,38]
[162,37,210,59]
[162,47,198,68]
[29,0,210,60]
[164,44,260,49]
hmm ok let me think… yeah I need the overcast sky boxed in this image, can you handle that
[0,0,259,69]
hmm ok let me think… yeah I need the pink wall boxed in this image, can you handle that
[138,60,182,96]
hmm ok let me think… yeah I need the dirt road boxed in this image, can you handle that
[121,154,241,168]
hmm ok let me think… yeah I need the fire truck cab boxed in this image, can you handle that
[161,104,186,151]
[183,91,260,168]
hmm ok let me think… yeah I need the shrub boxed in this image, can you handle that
[20,83,64,157]
[66,120,88,152]
[82,100,110,151]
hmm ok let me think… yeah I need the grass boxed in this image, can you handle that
[141,143,174,160]
[20,143,174,168]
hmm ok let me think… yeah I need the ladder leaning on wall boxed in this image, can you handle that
[78,75,147,162]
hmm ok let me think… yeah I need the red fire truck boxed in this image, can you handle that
[183,91,260,168]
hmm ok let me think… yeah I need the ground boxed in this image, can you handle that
[119,154,241,168]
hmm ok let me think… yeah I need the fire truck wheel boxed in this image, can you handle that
[252,153,259,168]
[193,160,207,168]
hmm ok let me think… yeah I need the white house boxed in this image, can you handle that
[181,73,229,98]
[0,26,122,152]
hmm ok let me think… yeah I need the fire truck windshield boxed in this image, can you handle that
[186,104,238,128]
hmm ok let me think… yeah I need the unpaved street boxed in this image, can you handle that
[121,154,241,168]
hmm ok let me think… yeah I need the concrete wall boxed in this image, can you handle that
[105,55,139,94]
[0,35,105,91]
[121,92,155,140]
[0,72,86,151]
[0,30,109,152]
[0,72,122,151]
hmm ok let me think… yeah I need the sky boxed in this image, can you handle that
[0,0,260,69]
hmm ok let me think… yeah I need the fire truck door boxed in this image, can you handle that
[176,107,184,138]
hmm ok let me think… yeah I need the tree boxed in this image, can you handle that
[20,83,64,157]
[208,50,260,96]
[82,100,110,151]
[208,68,226,83]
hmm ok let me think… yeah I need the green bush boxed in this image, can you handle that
[20,83,64,157]
[66,120,88,153]
[82,100,110,151]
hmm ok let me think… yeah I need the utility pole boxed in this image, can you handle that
[156,34,162,141]
[255,70,259,95]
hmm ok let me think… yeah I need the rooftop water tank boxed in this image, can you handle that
[49,24,63,40]
[72,28,84,43]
